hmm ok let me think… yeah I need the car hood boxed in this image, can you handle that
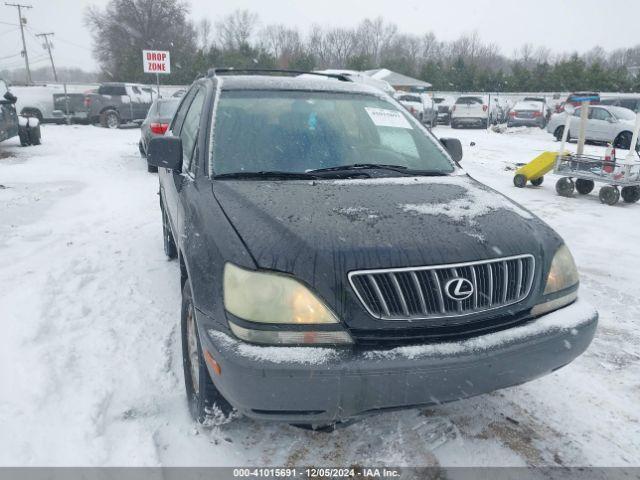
[213,175,561,300]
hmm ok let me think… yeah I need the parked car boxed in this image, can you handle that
[84,82,154,128]
[146,70,597,427]
[10,83,98,123]
[139,97,181,172]
[451,95,496,128]
[546,105,638,149]
[600,95,640,113]
[507,101,547,128]
[0,79,41,146]
[433,95,456,125]
[395,92,437,127]
[556,92,600,113]
[51,92,90,124]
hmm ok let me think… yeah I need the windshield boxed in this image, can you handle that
[212,90,454,176]
[614,108,636,121]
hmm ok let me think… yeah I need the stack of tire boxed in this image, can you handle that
[18,115,41,146]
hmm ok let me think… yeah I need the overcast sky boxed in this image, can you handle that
[1,0,638,72]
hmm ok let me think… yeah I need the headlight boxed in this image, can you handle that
[223,263,339,324]
[543,244,579,295]
[532,245,579,317]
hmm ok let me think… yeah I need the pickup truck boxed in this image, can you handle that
[85,82,154,128]
[0,78,41,146]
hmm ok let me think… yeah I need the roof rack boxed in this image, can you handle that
[205,68,351,82]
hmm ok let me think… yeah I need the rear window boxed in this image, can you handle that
[98,85,126,96]
[212,90,454,176]
[455,97,483,105]
[158,99,180,117]
[398,95,421,103]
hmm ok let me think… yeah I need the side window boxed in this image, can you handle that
[180,88,206,175]
[591,108,611,121]
[170,88,197,134]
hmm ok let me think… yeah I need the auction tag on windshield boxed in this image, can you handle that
[365,107,413,129]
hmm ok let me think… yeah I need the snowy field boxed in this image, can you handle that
[0,124,638,467]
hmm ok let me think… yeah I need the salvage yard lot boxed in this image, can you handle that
[0,124,638,466]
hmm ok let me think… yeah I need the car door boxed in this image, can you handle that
[160,87,197,228]
[175,85,208,253]
[588,107,614,142]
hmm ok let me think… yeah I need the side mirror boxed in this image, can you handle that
[148,136,183,171]
[440,137,463,163]
[1,91,17,104]
[607,117,616,123]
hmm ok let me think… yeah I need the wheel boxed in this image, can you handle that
[451,121,457,129]
[29,124,41,145]
[100,109,120,129]
[481,119,488,129]
[181,281,234,424]
[621,186,640,203]
[599,186,620,205]
[161,202,177,259]
[555,177,574,197]
[553,126,564,141]
[513,174,527,188]
[147,164,158,173]
[530,177,544,187]
[614,132,632,150]
[139,141,146,157]
[575,179,595,195]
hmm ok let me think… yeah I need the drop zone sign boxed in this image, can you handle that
[143,50,171,74]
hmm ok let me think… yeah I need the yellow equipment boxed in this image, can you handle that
[513,151,566,188]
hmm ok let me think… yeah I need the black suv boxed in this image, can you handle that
[148,70,597,427]
[0,78,41,146]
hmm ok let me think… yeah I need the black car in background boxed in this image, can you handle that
[139,97,180,172]
[146,70,597,428]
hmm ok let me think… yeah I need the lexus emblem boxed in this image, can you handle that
[444,278,474,301]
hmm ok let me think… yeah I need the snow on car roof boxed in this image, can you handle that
[218,75,382,95]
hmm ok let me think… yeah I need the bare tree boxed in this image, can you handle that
[197,18,212,50]
[215,9,259,50]
[260,24,303,65]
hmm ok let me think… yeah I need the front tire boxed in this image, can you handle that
[513,174,527,188]
[554,126,564,141]
[181,281,234,424]
[614,132,633,150]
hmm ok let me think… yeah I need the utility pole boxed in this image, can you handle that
[5,3,33,85]
[36,32,57,81]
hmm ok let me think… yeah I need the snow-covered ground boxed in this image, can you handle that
[0,124,638,467]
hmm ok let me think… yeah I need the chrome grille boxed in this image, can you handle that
[348,255,535,320]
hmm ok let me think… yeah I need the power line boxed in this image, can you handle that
[5,2,33,84]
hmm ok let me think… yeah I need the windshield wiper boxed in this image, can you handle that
[214,171,320,180]
[308,163,449,176]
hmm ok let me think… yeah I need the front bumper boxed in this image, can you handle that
[201,301,597,424]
